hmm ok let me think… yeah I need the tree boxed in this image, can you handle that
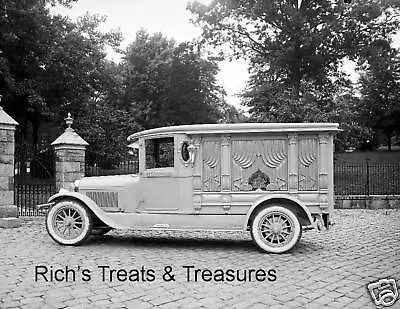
[76,102,141,165]
[68,60,141,164]
[359,41,400,150]
[217,100,249,123]
[122,30,224,129]
[0,0,122,148]
[188,0,400,122]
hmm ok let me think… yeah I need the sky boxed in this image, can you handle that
[51,0,400,110]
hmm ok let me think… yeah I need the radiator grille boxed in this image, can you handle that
[85,191,119,209]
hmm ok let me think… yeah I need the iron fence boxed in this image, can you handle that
[85,158,138,177]
[334,161,400,197]
[15,183,56,216]
[14,143,56,216]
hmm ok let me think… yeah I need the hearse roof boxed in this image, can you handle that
[127,122,339,141]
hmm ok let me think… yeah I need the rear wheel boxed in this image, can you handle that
[46,200,93,245]
[251,205,302,253]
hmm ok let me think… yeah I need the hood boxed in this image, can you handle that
[78,174,139,190]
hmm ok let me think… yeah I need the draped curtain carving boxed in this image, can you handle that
[231,140,288,191]
[202,140,221,191]
[260,140,287,168]
[298,138,318,191]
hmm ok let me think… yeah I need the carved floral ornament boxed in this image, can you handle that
[318,133,328,144]
[248,169,271,191]
[288,134,297,145]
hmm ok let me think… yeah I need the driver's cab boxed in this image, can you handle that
[132,134,195,213]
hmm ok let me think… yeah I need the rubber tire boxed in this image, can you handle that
[46,200,93,246]
[251,221,303,249]
[91,227,112,236]
[251,205,302,253]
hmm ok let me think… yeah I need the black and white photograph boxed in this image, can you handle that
[0,0,399,308]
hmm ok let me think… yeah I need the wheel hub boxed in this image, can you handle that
[52,206,84,240]
[271,223,282,234]
[65,218,74,227]
[258,211,295,247]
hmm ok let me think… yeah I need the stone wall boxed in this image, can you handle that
[0,129,15,203]
[0,103,20,228]
[335,196,400,209]
[54,146,86,191]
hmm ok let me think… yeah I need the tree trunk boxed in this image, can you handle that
[31,109,40,153]
[291,29,303,102]
[387,130,392,151]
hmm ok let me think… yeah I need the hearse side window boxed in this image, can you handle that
[145,137,174,169]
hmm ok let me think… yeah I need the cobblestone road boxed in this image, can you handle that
[1,209,399,309]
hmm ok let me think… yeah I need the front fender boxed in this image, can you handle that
[48,191,128,229]
[244,194,316,230]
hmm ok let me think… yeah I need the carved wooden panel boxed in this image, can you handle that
[298,137,318,191]
[202,140,221,192]
[231,139,288,191]
[192,137,202,191]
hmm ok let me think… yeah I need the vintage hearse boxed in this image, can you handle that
[44,123,339,253]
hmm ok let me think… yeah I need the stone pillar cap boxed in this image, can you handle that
[0,95,18,128]
[52,113,88,147]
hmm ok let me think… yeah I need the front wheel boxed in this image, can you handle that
[251,205,302,253]
[46,200,93,245]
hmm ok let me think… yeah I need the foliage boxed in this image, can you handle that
[75,100,141,165]
[0,1,230,161]
[217,100,249,123]
[0,0,122,148]
[358,41,400,150]
[122,30,224,129]
[189,0,400,94]
[188,0,400,149]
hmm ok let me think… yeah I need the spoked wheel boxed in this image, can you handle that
[46,200,93,245]
[251,205,301,253]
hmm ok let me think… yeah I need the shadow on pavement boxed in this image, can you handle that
[85,232,325,254]
[87,233,255,252]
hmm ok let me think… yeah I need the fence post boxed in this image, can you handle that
[0,96,20,228]
[52,113,88,191]
[366,159,370,197]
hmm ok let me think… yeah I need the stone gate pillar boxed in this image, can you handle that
[52,113,88,191]
[0,96,20,228]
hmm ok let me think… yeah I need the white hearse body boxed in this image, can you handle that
[45,123,339,253]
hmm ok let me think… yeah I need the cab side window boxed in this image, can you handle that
[145,137,174,169]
